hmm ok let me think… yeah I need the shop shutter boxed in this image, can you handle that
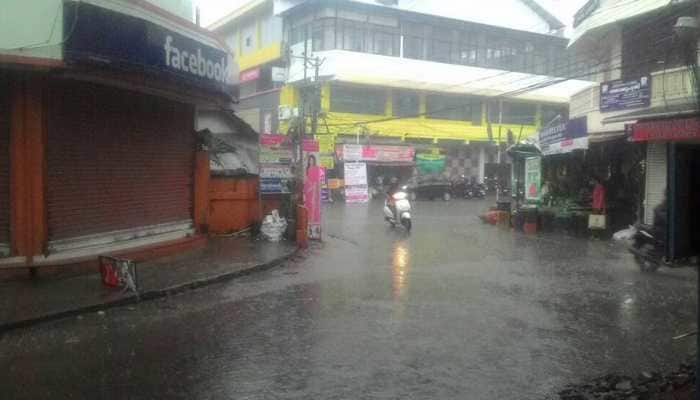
[46,81,195,242]
[0,82,10,246]
[644,142,667,225]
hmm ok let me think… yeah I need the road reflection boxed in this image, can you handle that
[392,241,410,300]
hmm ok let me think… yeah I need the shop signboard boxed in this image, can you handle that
[600,76,651,112]
[63,2,234,94]
[240,67,261,83]
[341,144,414,163]
[320,155,335,170]
[260,165,293,178]
[629,117,700,142]
[538,117,588,156]
[524,157,542,202]
[344,162,369,203]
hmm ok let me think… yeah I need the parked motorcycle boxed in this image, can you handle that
[466,182,487,199]
[384,187,412,231]
[628,224,697,272]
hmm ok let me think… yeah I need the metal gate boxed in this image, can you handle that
[46,81,195,244]
[644,142,667,225]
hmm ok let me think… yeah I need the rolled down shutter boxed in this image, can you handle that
[47,81,195,242]
[0,80,9,247]
[644,142,667,225]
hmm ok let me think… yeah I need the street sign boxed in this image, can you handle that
[600,76,651,112]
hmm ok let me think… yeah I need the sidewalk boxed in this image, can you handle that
[0,237,297,332]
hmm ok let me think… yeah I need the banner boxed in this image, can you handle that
[344,162,369,203]
[629,117,700,142]
[304,139,322,239]
[525,157,542,202]
[416,153,446,174]
[317,135,335,153]
[341,144,414,163]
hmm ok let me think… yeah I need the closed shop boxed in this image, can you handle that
[643,142,667,225]
[0,78,10,254]
[46,81,195,250]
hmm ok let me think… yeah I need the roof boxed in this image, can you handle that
[208,0,270,31]
[273,0,564,35]
[570,0,674,45]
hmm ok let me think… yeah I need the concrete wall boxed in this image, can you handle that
[0,0,64,60]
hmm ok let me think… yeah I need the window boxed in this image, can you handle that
[339,21,365,52]
[501,102,537,125]
[429,27,453,63]
[393,91,420,118]
[312,19,335,51]
[331,85,387,115]
[457,32,478,65]
[541,105,568,126]
[403,36,424,59]
[426,95,480,122]
[370,27,399,56]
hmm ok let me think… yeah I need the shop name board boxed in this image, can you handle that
[63,2,233,93]
[538,117,588,155]
[630,117,700,142]
[600,76,651,112]
[240,67,261,83]
[341,145,415,163]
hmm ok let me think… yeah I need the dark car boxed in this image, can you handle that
[406,174,452,201]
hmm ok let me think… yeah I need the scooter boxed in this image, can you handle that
[628,224,698,272]
[384,187,412,232]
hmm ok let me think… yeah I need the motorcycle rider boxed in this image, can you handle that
[386,177,400,219]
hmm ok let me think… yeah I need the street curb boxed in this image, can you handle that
[0,248,299,334]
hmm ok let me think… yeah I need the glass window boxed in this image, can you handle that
[541,105,568,126]
[370,27,399,56]
[312,19,335,51]
[502,102,537,125]
[457,32,478,65]
[331,85,387,115]
[426,95,479,122]
[340,21,365,52]
[393,91,420,118]
[429,39,451,63]
[403,36,424,59]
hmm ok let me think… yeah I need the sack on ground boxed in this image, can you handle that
[261,210,287,242]
[613,225,637,241]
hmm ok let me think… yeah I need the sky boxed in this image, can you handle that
[195,0,589,36]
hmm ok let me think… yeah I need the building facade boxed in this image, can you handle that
[570,0,699,259]
[213,0,592,185]
[0,0,238,266]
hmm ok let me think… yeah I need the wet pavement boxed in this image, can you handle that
[1,199,696,399]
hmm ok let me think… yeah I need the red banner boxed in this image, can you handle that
[631,117,700,142]
[260,135,287,147]
[340,144,415,162]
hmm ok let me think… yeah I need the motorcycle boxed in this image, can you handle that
[628,224,697,272]
[466,182,487,199]
[384,187,412,231]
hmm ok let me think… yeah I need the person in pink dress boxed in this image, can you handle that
[304,155,322,238]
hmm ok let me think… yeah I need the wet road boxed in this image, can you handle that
[1,200,696,399]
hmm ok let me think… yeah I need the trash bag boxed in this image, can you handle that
[613,225,637,242]
[260,210,287,242]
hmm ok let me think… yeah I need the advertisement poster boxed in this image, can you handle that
[340,144,414,163]
[416,153,446,174]
[344,162,369,203]
[525,157,542,202]
[260,134,293,194]
[600,75,651,112]
[304,139,322,239]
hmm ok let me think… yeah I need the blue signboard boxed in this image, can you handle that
[63,2,233,94]
[538,117,588,155]
[600,76,651,112]
[261,178,293,194]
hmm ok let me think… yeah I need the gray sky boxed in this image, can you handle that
[196,0,588,35]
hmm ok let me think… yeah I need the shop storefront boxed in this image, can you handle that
[0,0,236,266]
[629,116,700,260]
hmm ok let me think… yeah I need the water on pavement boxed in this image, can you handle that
[1,199,696,399]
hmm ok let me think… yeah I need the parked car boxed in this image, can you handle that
[406,174,452,201]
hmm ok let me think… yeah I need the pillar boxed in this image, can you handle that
[9,75,47,262]
[193,150,210,234]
